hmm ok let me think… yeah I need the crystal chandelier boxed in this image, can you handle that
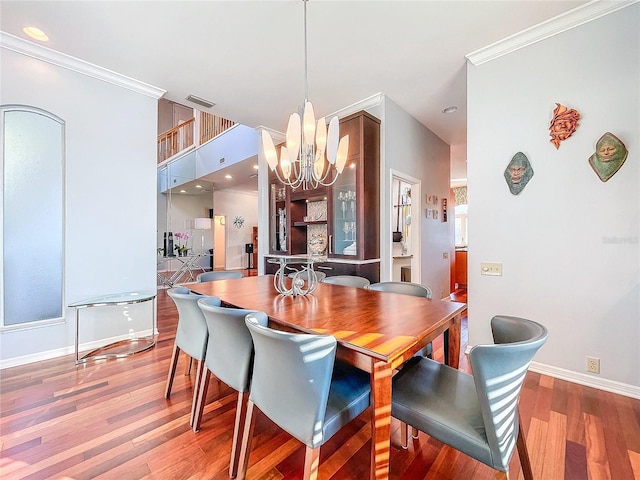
[261,0,349,191]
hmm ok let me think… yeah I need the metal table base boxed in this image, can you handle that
[69,292,157,364]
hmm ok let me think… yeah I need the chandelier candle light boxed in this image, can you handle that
[261,0,349,191]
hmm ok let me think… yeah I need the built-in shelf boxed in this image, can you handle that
[293,221,327,227]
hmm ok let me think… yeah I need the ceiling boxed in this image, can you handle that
[1,0,587,191]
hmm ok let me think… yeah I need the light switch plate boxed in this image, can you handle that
[481,262,502,276]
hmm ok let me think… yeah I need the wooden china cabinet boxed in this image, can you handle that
[266,110,380,282]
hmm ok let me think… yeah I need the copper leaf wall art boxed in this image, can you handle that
[549,103,581,149]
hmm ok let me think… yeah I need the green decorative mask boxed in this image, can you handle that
[588,132,628,182]
[504,152,534,195]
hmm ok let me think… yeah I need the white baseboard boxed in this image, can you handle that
[529,361,640,400]
[0,328,157,370]
[463,343,639,400]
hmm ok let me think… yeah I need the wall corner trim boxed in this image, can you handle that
[466,0,639,66]
[0,31,166,99]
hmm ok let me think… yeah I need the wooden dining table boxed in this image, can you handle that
[188,275,466,480]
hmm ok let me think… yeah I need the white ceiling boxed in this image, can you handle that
[1,0,588,190]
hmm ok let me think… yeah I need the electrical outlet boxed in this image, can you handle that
[586,356,600,374]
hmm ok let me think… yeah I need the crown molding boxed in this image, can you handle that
[466,0,639,66]
[330,92,384,119]
[0,31,166,99]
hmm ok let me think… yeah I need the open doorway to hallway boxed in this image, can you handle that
[390,171,421,284]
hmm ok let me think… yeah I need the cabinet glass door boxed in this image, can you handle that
[270,183,287,253]
[331,165,357,257]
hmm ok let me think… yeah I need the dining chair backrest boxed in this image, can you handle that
[167,287,217,360]
[244,314,337,447]
[366,281,432,298]
[287,270,327,282]
[244,314,371,449]
[470,315,548,470]
[390,315,547,479]
[321,275,370,288]
[197,270,244,282]
[367,281,433,359]
[197,299,267,393]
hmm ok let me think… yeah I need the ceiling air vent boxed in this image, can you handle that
[186,94,215,109]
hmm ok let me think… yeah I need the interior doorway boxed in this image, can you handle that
[213,215,227,270]
[390,170,421,284]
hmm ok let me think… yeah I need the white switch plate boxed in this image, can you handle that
[481,262,502,276]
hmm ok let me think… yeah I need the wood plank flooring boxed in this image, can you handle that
[2,287,639,479]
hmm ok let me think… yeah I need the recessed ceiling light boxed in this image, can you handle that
[180,189,186,193]
[225,174,232,179]
[442,106,458,114]
[23,26,49,42]
[253,164,259,170]
[195,184,202,189]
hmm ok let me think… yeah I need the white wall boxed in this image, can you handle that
[213,189,258,270]
[1,37,161,366]
[467,4,639,392]
[382,97,451,298]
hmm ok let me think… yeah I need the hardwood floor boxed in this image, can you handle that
[2,287,639,479]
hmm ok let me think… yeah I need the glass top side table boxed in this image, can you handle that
[267,255,326,296]
[69,291,157,364]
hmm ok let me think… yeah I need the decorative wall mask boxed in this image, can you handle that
[588,132,628,182]
[549,103,581,149]
[504,152,534,195]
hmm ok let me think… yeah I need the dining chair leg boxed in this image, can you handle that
[237,399,257,480]
[185,356,193,376]
[443,330,450,365]
[229,391,250,478]
[165,343,181,398]
[517,417,533,480]
[400,422,409,449]
[192,369,211,432]
[411,426,419,439]
[190,359,206,427]
[303,446,321,480]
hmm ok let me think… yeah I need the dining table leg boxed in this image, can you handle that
[370,360,393,480]
[447,313,462,369]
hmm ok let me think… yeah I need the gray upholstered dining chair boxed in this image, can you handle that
[366,281,434,358]
[165,287,221,426]
[237,313,371,480]
[197,270,244,282]
[287,270,327,282]
[193,300,267,477]
[366,281,432,298]
[391,315,548,480]
[321,275,370,288]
